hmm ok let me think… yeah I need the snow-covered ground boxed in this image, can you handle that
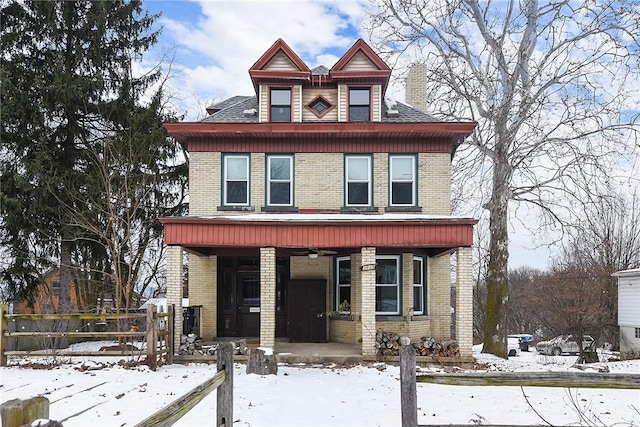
[2,342,639,426]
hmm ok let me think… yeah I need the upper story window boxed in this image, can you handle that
[270,88,291,122]
[345,155,372,206]
[267,155,293,206]
[389,155,417,206]
[306,95,334,118]
[376,255,400,315]
[223,154,250,206]
[348,88,370,122]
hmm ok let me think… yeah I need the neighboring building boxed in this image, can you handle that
[612,268,640,354]
[11,269,79,314]
[160,39,477,358]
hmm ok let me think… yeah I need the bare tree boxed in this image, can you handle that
[367,0,639,357]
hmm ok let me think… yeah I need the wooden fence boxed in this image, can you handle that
[135,342,234,427]
[0,304,173,369]
[399,344,640,427]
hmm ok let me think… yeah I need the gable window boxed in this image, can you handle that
[223,154,250,205]
[336,257,351,312]
[376,255,400,315]
[345,155,372,206]
[270,88,291,122]
[390,155,416,206]
[306,95,334,118]
[349,88,370,122]
[413,256,425,315]
[267,155,293,206]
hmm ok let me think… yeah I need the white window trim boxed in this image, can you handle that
[223,154,250,206]
[375,255,400,315]
[266,155,293,206]
[336,256,351,313]
[413,256,425,315]
[345,155,372,207]
[389,155,416,206]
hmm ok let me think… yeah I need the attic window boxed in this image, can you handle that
[306,96,334,118]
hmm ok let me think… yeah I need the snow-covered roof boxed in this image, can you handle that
[612,268,640,277]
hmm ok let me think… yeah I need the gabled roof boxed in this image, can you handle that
[330,39,392,94]
[249,38,311,91]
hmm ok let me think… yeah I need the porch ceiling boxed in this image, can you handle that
[160,214,477,253]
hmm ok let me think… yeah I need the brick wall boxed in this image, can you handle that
[428,254,452,339]
[360,247,377,356]
[456,247,473,357]
[166,246,184,349]
[188,254,217,339]
[189,152,219,216]
[406,63,428,112]
[260,247,276,348]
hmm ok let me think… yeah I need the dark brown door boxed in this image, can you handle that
[287,279,327,343]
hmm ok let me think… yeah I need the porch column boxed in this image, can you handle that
[360,247,376,357]
[456,247,473,357]
[166,245,183,354]
[260,247,276,349]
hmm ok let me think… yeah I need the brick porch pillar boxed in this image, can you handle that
[260,247,276,349]
[360,247,376,357]
[456,247,473,357]
[166,245,183,354]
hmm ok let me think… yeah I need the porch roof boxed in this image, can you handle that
[160,214,477,255]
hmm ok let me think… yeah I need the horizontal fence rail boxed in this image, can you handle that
[399,343,639,427]
[134,342,234,427]
[0,304,173,368]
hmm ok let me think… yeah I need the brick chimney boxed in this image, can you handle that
[406,63,428,113]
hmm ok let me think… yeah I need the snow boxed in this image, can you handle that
[2,343,639,426]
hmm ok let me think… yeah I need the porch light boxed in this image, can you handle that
[308,252,319,259]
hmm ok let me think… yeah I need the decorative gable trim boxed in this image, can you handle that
[249,39,310,91]
[331,39,391,76]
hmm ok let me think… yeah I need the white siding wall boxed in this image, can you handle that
[264,52,297,71]
[341,52,377,71]
[618,277,640,326]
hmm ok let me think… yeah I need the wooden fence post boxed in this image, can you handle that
[1,397,50,427]
[0,304,7,367]
[399,343,418,427]
[145,305,158,369]
[167,305,174,365]
[217,342,233,427]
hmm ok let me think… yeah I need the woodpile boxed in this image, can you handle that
[178,335,249,356]
[375,330,460,358]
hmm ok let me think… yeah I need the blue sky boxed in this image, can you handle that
[141,0,370,120]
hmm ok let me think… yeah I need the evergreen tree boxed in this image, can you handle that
[1,0,187,312]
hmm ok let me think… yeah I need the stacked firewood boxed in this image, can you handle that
[178,335,249,356]
[375,330,459,357]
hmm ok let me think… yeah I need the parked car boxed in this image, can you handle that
[507,337,521,357]
[535,335,595,356]
[508,334,534,351]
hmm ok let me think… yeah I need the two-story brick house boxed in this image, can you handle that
[161,39,477,358]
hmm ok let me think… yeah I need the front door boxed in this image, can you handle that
[287,279,327,342]
[237,270,260,336]
[219,266,260,337]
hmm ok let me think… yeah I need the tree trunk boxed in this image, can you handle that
[482,154,511,358]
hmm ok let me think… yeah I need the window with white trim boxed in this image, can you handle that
[345,155,372,206]
[223,154,250,205]
[336,257,351,312]
[413,256,425,315]
[349,88,370,122]
[267,155,293,206]
[375,255,400,315]
[390,155,416,206]
[270,88,291,122]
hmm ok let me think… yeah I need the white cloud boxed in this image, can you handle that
[148,0,368,119]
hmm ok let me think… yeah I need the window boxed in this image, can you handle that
[413,256,425,315]
[345,155,372,206]
[51,281,60,296]
[307,96,334,118]
[376,255,400,315]
[390,155,416,206]
[636,328,640,339]
[349,88,370,121]
[270,88,291,122]
[267,155,293,206]
[223,154,250,205]
[336,257,351,312]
